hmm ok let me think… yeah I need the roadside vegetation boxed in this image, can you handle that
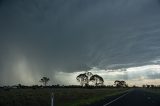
[0,88,129,106]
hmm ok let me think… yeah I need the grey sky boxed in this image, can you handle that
[1,0,160,85]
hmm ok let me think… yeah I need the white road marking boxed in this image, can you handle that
[103,91,130,106]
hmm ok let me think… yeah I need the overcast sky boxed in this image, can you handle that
[1,0,160,86]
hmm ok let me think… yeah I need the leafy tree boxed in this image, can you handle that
[90,74,104,86]
[114,80,127,88]
[151,85,155,88]
[146,85,150,88]
[85,72,93,84]
[76,72,94,86]
[76,72,104,87]
[76,73,88,86]
[142,85,146,88]
[85,72,93,77]
[40,77,50,86]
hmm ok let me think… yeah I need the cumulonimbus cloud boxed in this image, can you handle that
[1,0,160,85]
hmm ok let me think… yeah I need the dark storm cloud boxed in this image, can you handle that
[1,0,160,84]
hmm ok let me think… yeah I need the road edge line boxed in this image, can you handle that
[103,90,131,106]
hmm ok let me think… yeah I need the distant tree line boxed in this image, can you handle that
[1,83,160,91]
[1,74,160,90]
[0,84,111,91]
[142,84,160,88]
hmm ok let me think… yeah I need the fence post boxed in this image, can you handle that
[51,92,54,106]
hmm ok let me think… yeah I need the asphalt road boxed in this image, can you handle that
[91,89,160,106]
[89,89,160,106]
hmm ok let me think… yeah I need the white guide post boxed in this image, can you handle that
[51,92,54,106]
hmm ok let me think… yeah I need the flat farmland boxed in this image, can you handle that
[0,88,129,106]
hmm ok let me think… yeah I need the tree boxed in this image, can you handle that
[142,85,146,88]
[85,72,93,77]
[76,72,104,87]
[40,77,50,86]
[90,74,104,86]
[76,73,88,87]
[146,85,150,88]
[114,80,127,88]
[151,85,155,88]
[76,72,94,87]
[85,72,93,85]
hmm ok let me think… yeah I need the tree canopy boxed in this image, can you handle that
[114,80,127,88]
[76,72,104,87]
[40,77,50,86]
[76,73,88,87]
[90,74,104,86]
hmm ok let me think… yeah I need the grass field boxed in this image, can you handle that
[0,88,129,106]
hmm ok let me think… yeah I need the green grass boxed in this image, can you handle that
[0,88,129,106]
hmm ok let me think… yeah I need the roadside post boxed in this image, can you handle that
[51,92,54,106]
